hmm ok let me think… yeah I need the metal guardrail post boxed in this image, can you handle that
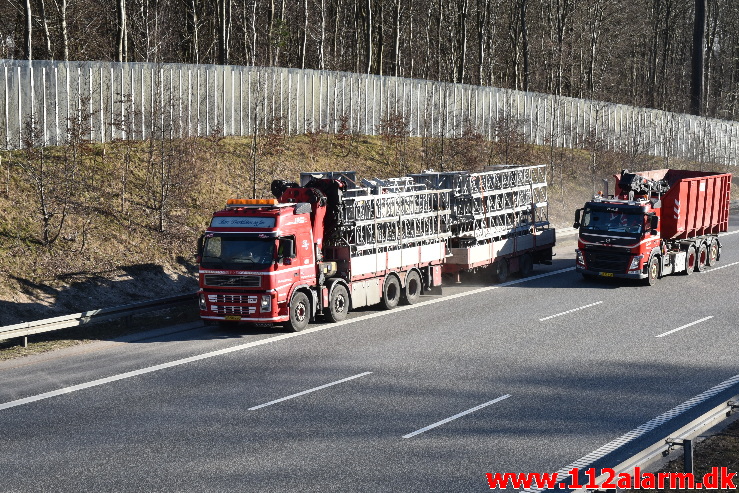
[663,438,695,475]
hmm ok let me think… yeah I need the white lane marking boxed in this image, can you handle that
[539,301,603,322]
[402,394,511,439]
[520,372,739,493]
[0,267,574,411]
[248,372,372,410]
[655,316,713,338]
[720,230,739,237]
[701,260,739,273]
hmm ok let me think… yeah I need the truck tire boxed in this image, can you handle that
[707,238,719,266]
[325,284,349,322]
[492,259,509,283]
[645,256,659,286]
[696,243,708,272]
[286,292,310,332]
[382,275,401,310]
[519,254,533,277]
[402,270,422,305]
[684,245,696,275]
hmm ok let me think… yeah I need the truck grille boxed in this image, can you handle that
[208,294,257,304]
[584,250,630,273]
[204,275,261,287]
[213,305,256,315]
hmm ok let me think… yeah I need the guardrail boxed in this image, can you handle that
[569,396,739,492]
[0,293,197,345]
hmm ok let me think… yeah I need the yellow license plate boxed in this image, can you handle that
[224,315,242,321]
[599,272,614,277]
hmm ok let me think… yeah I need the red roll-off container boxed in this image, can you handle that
[614,169,732,240]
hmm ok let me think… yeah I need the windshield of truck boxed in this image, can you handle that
[581,209,644,234]
[201,235,275,269]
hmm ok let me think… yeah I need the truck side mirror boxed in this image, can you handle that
[573,209,582,229]
[650,215,659,233]
[278,238,296,261]
[196,234,205,263]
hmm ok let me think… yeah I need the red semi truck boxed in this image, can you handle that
[197,166,556,331]
[574,169,732,285]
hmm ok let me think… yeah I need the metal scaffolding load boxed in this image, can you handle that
[298,172,452,253]
[409,165,549,245]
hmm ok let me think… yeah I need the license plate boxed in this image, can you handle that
[599,272,614,277]
[224,315,242,321]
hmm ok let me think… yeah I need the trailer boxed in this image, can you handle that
[574,168,732,285]
[197,165,556,330]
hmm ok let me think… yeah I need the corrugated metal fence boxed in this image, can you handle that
[1,59,737,165]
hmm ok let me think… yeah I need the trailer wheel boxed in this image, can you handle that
[645,256,659,286]
[519,254,533,277]
[382,275,401,310]
[286,292,310,332]
[492,259,509,283]
[696,243,708,272]
[402,270,422,305]
[707,239,719,266]
[684,245,696,275]
[326,285,349,323]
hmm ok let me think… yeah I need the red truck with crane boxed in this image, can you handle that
[197,165,556,331]
[574,169,732,285]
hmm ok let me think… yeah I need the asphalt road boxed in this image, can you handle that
[1,219,738,492]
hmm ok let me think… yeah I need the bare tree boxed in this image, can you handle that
[690,0,706,115]
[116,0,128,62]
[24,0,32,60]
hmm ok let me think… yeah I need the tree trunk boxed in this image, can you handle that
[24,0,32,60]
[218,0,231,65]
[365,0,373,73]
[520,0,528,91]
[392,0,400,77]
[60,0,69,60]
[319,0,327,70]
[301,0,308,69]
[267,0,275,65]
[116,0,127,62]
[36,0,53,59]
[456,0,469,83]
[690,0,706,115]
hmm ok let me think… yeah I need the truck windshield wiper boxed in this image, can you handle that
[202,255,224,264]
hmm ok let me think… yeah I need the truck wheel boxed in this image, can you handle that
[286,292,310,332]
[382,275,401,310]
[519,254,533,277]
[696,243,708,272]
[645,256,659,286]
[707,239,719,266]
[402,270,422,305]
[684,245,696,275]
[492,259,508,283]
[326,285,349,323]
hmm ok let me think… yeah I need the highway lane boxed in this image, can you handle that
[1,221,738,492]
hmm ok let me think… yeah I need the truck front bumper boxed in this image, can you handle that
[199,290,286,323]
[575,266,647,280]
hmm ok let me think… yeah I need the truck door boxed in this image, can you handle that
[297,232,316,282]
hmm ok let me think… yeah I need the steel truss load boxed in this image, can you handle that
[409,165,549,245]
[301,172,452,253]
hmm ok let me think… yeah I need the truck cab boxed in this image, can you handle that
[574,169,731,285]
[574,195,662,283]
[197,199,318,327]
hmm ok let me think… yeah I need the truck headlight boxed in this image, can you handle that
[629,255,643,270]
[576,249,585,267]
[199,293,207,311]
[260,294,271,313]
